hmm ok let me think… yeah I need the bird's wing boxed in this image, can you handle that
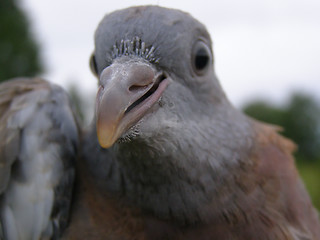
[0,78,78,240]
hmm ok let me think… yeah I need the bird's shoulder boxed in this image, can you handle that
[243,120,320,240]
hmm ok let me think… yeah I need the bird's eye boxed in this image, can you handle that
[191,41,212,75]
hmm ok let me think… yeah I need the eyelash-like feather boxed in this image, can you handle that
[111,37,160,63]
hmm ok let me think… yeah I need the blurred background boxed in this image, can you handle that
[0,0,319,209]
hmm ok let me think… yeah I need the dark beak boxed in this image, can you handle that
[96,59,169,148]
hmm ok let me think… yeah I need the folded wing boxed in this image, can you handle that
[0,78,78,240]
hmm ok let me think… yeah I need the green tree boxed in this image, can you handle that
[243,93,320,162]
[284,94,320,161]
[0,0,43,82]
[243,101,286,127]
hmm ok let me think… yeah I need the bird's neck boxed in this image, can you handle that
[117,138,254,224]
[84,112,255,224]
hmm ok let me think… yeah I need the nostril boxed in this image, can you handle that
[129,84,150,92]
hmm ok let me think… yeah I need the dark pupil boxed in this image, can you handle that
[195,48,209,70]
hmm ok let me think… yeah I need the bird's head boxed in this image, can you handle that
[91,6,229,149]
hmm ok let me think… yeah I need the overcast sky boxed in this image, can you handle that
[20,0,320,108]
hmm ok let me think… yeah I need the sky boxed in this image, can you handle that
[20,0,320,108]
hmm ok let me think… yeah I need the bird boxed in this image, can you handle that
[0,5,319,240]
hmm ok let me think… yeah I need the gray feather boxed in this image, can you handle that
[0,78,78,240]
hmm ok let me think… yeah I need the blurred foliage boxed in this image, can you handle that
[243,93,320,210]
[0,0,43,82]
[284,95,320,161]
[244,93,320,161]
[296,161,320,211]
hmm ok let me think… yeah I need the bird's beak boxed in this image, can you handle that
[96,59,169,148]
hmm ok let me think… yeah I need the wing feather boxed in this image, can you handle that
[0,78,79,240]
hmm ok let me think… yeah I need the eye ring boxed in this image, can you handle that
[191,40,212,75]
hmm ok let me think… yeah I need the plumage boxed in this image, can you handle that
[0,78,78,239]
[0,5,319,240]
